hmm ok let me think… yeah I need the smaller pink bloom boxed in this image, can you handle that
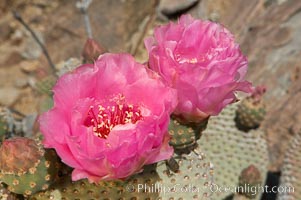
[145,14,253,122]
[39,53,176,182]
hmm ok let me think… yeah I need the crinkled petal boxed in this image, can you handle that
[145,14,253,122]
[39,53,176,182]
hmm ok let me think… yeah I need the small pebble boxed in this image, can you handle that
[20,60,39,73]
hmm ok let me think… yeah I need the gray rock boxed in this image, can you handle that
[14,78,29,88]
[20,30,44,60]
[56,57,81,76]
[0,87,20,106]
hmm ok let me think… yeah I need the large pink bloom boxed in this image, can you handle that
[145,14,253,122]
[39,53,176,182]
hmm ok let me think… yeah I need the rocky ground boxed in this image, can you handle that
[0,0,300,176]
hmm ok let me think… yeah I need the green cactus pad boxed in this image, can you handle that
[30,148,214,200]
[168,119,197,153]
[0,138,60,196]
[168,117,208,154]
[155,150,214,199]
[35,75,57,96]
[30,164,160,200]
[277,131,301,200]
[38,95,54,113]
[198,103,269,200]
[0,183,21,200]
[0,116,8,142]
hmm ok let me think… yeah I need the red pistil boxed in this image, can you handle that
[84,96,143,139]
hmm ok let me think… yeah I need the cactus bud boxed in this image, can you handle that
[236,86,266,131]
[238,164,262,198]
[82,38,106,63]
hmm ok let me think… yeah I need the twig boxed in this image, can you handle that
[82,7,92,38]
[9,107,26,118]
[76,0,93,38]
[12,10,57,76]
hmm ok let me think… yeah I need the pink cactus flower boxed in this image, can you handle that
[39,53,176,182]
[145,14,253,123]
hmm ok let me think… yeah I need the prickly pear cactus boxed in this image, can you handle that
[38,95,54,113]
[30,164,160,200]
[238,165,262,199]
[30,149,214,200]
[155,150,214,200]
[235,86,266,131]
[277,131,301,200]
[0,115,8,142]
[0,107,13,142]
[168,119,198,154]
[198,103,269,200]
[0,137,60,196]
[0,183,20,200]
[168,117,208,154]
[35,75,57,96]
[235,99,266,131]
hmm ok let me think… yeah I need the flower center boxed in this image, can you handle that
[175,55,198,64]
[175,52,207,64]
[84,95,143,139]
